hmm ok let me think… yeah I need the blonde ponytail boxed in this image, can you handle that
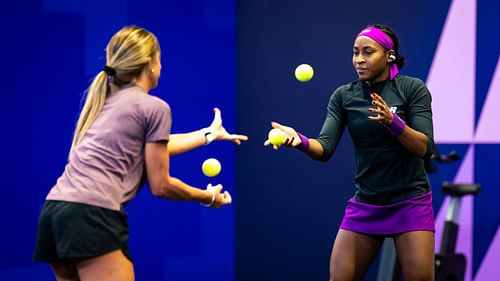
[70,25,159,153]
[70,71,109,151]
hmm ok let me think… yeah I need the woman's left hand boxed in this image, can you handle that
[368,93,393,125]
[207,107,248,145]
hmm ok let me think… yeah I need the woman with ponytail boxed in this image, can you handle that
[265,24,436,281]
[33,25,247,281]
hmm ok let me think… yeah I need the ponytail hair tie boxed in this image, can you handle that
[102,65,116,76]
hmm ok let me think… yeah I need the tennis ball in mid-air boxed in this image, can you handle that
[202,158,221,177]
[294,63,314,82]
[268,128,286,145]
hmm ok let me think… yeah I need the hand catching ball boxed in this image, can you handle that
[294,63,314,82]
[268,128,286,146]
[202,158,221,177]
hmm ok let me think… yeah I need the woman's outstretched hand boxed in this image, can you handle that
[207,108,248,145]
[264,121,301,150]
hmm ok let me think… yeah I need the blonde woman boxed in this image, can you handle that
[33,25,247,281]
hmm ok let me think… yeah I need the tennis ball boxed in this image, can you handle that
[202,158,221,177]
[294,63,314,82]
[268,128,286,145]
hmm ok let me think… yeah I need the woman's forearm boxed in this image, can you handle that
[398,126,428,158]
[168,130,207,156]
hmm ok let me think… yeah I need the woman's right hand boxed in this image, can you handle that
[206,184,232,208]
[207,108,249,145]
[264,121,302,150]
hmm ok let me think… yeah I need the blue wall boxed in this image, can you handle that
[0,0,236,280]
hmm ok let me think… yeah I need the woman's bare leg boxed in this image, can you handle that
[394,231,434,281]
[50,261,80,281]
[329,230,383,281]
[75,250,134,281]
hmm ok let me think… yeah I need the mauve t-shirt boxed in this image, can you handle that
[46,86,172,211]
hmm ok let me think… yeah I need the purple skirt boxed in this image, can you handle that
[340,192,435,235]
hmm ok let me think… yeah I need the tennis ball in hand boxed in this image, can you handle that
[294,64,314,82]
[268,128,286,145]
[202,158,221,177]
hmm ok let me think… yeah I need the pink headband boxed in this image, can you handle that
[357,26,399,80]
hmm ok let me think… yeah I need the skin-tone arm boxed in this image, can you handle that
[168,107,248,156]
[145,140,231,207]
[368,93,428,157]
[133,59,242,206]
[264,121,325,160]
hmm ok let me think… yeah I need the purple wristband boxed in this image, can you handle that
[296,132,310,152]
[384,113,406,136]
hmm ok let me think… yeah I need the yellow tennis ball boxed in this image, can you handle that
[294,63,314,82]
[268,128,286,145]
[202,158,221,177]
